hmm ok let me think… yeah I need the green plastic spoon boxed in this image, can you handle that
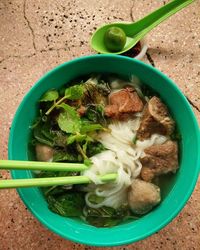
[91,0,195,54]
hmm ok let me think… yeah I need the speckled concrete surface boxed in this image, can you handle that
[0,0,200,249]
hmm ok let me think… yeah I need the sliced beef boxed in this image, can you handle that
[105,87,144,119]
[104,104,119,118]
[140,141,178,182]
[128,179,161,215]
[137,96,175,140]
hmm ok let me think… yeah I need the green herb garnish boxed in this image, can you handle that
[40,89,59,102]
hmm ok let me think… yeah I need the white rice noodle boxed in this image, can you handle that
[110,76,141,91]
[83,118,168,209]
[136,134,168,150]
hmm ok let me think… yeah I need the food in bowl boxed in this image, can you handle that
[31,74,180,227]
[9,55,200,246]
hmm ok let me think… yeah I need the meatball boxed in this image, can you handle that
[35,144,54,162]
[128,179,161,215]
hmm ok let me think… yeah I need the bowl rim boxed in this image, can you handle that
[9,54,200,246]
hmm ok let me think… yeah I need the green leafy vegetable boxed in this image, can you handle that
[41,127,54,141]
[37,171,61,178]
[67,133,93,145]
[84,158,93,166]
[82,140,89,155]
[85,104,106,125]
[33,124,54,147]
[76,142,88,160]
[65,85,84,100]
[88,193,104,204]
[84,205,130,227]
[59,86,66,97]
[80,123,103,134]
[37,170,78,179]
[47,192,85,217]
[82,76,111,107]
[44,185,74,197]
[37,170,79,196]
[58,103,81,133]
[32,121,67,148]
[67,134,86,145]
[87,141,106,157]
[30,116,42,129]
[96,80,111,95]
[45,85,85,115]
[53,149,82,162]
[86,108,98,122]
[40,89,59,102]
[52,131,68,147]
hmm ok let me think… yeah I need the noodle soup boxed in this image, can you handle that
[31,74,180,227]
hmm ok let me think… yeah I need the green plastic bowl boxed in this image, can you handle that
[9,55,200,246]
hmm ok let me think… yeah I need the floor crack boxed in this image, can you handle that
[40,47,67,53]
[23,0,36,51]
[130,0,135,22]
[0,47,66,64]
[0,54,36,64]
[146,51,156,67]
[186,96,200,112]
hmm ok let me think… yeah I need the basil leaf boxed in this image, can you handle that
[47,193,85,217]
[53,150,82,162]
[87,141,106,157]
[65,85,84,100]
[67,134,86,145]
[67,133,93,145]
[33,124,54,147]
[84,205,131,227]
[40,89,59,102]
[85,104,107,126]
[80,123,103,134]
[52,131,67,147]
[58,103,81,133]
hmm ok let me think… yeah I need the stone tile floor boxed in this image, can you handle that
[0,0,199,249]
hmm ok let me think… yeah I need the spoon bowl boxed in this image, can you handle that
[91,23,136,54]
[91,0,194,54]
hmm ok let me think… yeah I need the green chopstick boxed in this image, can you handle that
[0,173,118,189]
[0,160,118,189]
[0,160,88,172]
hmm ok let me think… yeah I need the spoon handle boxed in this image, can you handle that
[128,0,194,37]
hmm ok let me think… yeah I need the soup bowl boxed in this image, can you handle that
[9,55,200,246]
